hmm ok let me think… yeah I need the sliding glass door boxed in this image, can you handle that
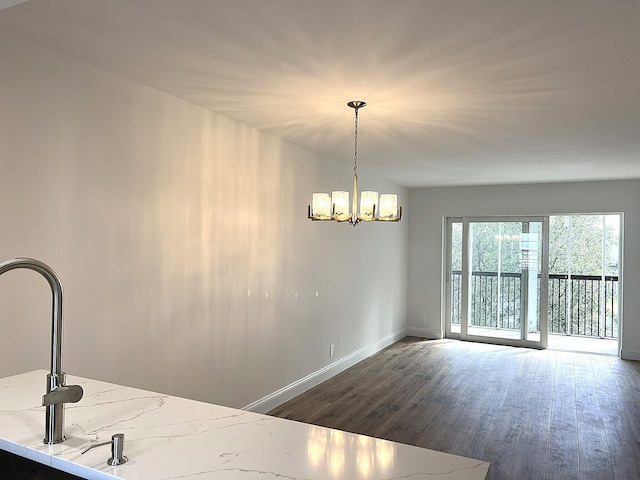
[446,217,549,348]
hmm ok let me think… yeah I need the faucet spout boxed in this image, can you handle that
[0,257,84,444]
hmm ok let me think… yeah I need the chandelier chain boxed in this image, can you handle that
[353,107,359,175]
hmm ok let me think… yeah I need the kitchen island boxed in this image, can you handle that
[0,370,489,479]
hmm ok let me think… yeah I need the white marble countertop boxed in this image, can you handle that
[0,370,489,479]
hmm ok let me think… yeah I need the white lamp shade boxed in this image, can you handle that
[332,191,350,221]
[360,191,379,220]
[312,193,331,219]
[379,194,398,219]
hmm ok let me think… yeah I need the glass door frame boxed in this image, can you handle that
[446,216,549,349]
[444,217,462,340]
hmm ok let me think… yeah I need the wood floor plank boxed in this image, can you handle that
[526,358,555,408]
[622,399,640,443]
[510,438,547,480]
[482,447,515,480]
[268,395,331,423]
[267,337,640,480]
[546,426,580,480]
[578,419,615,479]
[611,455,640,480]
[349,400,403,439]
[450,412,498,460]
[550,396,578,432]
[377,400,438,447]
[604,422,640,463]
[310,392,380,432]
[521,402,551,443]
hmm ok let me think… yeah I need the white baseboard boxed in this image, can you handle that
[406,326,442,339]
[621,349,640,361]
[242,329,406,414]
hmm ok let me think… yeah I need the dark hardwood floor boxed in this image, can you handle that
[268,337,640,480]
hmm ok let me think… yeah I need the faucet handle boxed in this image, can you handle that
[42,384,84,406]
[81,433,128,466]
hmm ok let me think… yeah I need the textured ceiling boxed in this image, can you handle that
[1,0,639,187]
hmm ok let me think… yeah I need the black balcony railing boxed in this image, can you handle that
[450,271,619,338]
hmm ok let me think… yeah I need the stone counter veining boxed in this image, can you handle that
[0,370,489,479]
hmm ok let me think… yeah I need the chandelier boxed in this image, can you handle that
[308,101,402,226]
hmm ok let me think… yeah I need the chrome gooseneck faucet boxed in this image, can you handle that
[0,257,84,444]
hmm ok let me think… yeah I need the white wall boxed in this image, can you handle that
[407,180,640,359]
[0,30,408,409]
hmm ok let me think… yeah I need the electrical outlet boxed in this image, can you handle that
[330,344,335,357]
[419,314,425,325]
